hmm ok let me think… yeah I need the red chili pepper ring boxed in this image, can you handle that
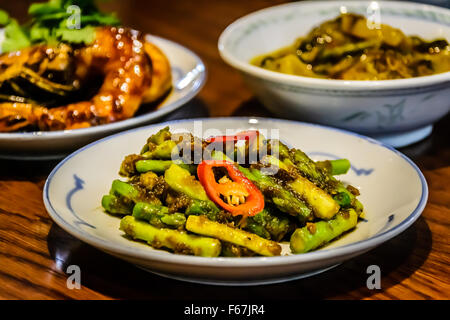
[197,160,264,217]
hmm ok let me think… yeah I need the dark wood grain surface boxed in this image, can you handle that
[0,0,449,300]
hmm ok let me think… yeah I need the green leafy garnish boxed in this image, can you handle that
[1,16,32,53]
[0,10,9,25]
[0,0,120,53]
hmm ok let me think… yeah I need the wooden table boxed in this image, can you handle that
[0,0,449,300]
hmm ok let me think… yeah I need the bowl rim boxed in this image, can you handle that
[43,116,428,268]
[0,35,207,140]
[218,0,450,91]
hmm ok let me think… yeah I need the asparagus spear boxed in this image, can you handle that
[145,160,222,221]
[102,180,141,215]
[120,216,221,257]
[261,155,339,219]
[316,159,351,176]
[271,142,360,216]
[162,164,225,221]
[137,126,178,158]
[303,160,361,212]
[290,209,358,254]
[102,178,166,215]
[110,179,140,201]
[101,194,133,215]
[147,126,172,145]
[185,198,222,222]
[135,159,196,175]
[288,142,362,213]
[288,175,340,220]
[273,140,329,187]
[139,126,172,153]
[164,163,209,201]
[108,178,165,205]
[136,159,172,173]
[141,140,178,159]
[186,215,282,256]
[132,202,186,229]
[185,197,293,241]
[241,166,314,223]
[245,206,294,241]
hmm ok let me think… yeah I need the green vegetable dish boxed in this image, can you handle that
[251,13,450,80]
[101,127,365,257]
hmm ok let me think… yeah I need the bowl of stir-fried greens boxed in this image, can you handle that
[43,118,427,285]
[218,1,450,147]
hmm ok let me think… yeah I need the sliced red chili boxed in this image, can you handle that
[197,160,264,217]
[205,130,259,144]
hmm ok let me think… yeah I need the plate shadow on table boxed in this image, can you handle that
[46,214,431,300]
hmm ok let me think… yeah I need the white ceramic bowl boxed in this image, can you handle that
[218,1,450,147]
[0,35,206,160]
[43,117,427,286]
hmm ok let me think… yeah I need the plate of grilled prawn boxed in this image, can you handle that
[0,27,205,159]
[43,117,427,285]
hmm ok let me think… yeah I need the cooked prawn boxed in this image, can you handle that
[0,26,160,131]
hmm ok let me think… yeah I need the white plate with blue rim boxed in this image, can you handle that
[0,34,206,160]
[43,117,427,286]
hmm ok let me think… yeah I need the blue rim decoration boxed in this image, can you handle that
[66,174,96,229]
[43,117,428,266]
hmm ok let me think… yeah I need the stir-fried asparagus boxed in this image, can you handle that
[244,206,294,241]
[147,126,172,145]
[260,155,334,217]
[273,140,363,215]
[142,140,178,159]
[132,202,186,229]
[101,180,140,215]
[135,159,196,174]
[185,198,223,221]
[102,127,364,257]
[140,126,172,154]
[213,151,338,220]
[275,141,328,186]
[164,163,208,201]
[288,175,340,220]
[186,215,282,256]
[101,194,133,215]
[316,159,351,176]
[120,216,221,257]
[238,166,314,223]
[110,179,140,201]
[290,209,358,253]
